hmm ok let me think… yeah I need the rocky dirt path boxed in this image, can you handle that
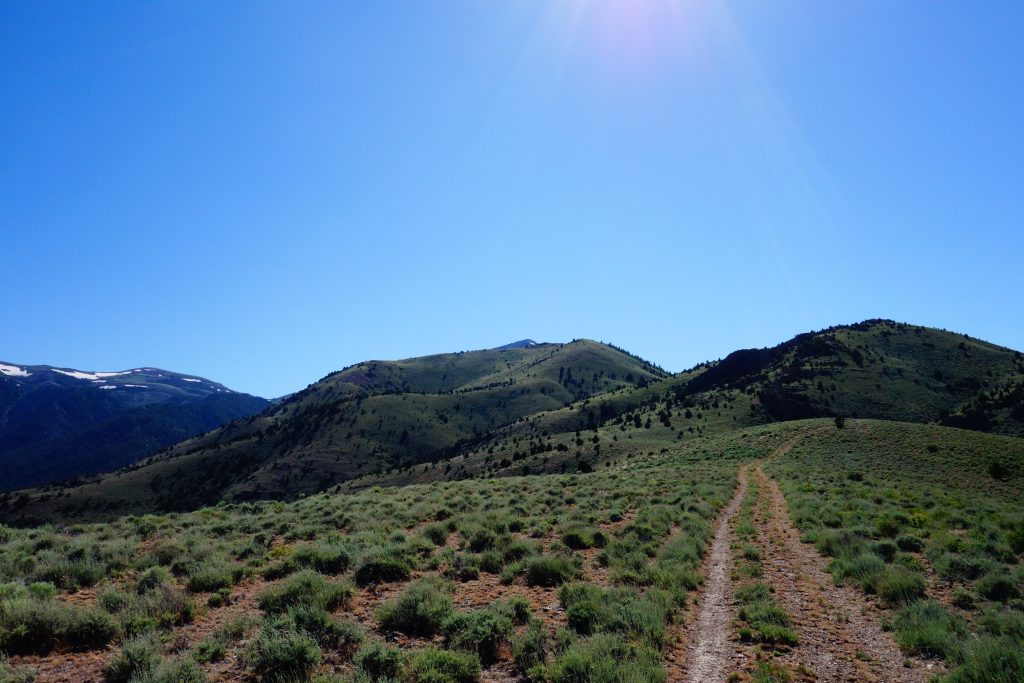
[675,466,748,683]
[751,463,935,682]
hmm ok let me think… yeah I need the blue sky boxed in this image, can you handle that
[2,1,1022,398]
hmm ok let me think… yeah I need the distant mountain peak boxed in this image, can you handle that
[494,339,541,350]
[0,360,270,492]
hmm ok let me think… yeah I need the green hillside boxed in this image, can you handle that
[3,320,1022,524]
[0,341,666,522]
[345,320,1024,490]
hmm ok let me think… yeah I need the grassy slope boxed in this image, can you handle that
[4,320,1023,523]
[1,419,1017,682]
[767,419,1024,681]
[341,321,1024,490]
[0,425,776,682]
[0,341,667,522]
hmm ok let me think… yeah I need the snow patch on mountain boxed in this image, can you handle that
[182,378,202,383]
[52,369,132,381]
[0,363,30,378]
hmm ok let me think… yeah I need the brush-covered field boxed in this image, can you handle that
[769,420,1024,682]
[1,419,1022,683]
[0,431,775,683]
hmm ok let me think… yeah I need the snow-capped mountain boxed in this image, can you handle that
[0,362,269,491]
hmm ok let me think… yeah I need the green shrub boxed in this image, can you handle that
[262,558,298,581]
[406,647,481,683]
[1008,527,1024,555]
[354,553,412,586]
[740,544,761,562]
[444,554,480,582]
[562,527,607,550]
[876,517,902,538]
[194,616,253,664]
[33,555,106,590]
[951,589,977,610]
[946,636,1024,683]
[738,601,792,626]
[977,609,1024,640]
[37,603,113,651]
[257,570,353,614]
[559,583,669,648]
[935,553,991,582]
[734,581,797,646]
[752,660,793,683]
[132,656,207,683]
[289,604,364,653]
[871,540,899,563]
[834,553,885,592]
[896,534,926,553]
[354,641,406,681]
[544,632,664,683]
[187,561,241,593]
[207,587,232,608]
[976,572,1019,603]
[735,583,773,603]
[193,637,227,664]
[513,620,548,671]
[247,619,322,683]
[444,608,513,665]
[890,601,967,662]
[500,596,531,625]
[105,633,160,683]
[293,543,350,575]
[815,529,866,558]
[752,623,799,646]
[524,556,579,587]
[466,527,498,553]
[27,583,56,601]
[376,576,454,637]
[136,567,171,594]
[421,523,449,546]
[98,583,196,636]
[501,540,538,563]
[875,567,926,605]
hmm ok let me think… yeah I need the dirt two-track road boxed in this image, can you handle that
[677,436,938,682]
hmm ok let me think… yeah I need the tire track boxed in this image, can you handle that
[754,464,932,682]
[679,466,748,683]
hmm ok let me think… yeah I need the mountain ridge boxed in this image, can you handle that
[2,320,1022,524]
[0,363,269,491]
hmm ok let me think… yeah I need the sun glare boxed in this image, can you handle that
[578,0,708,65]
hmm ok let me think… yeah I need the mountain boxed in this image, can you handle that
[0,341,665,518]
[2,320,1022,524]
[494,339,541,350]
[0,363,269,491]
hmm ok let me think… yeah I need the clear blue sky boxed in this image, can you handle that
[2,1,1022,398]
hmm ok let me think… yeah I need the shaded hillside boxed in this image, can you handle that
[0,364,268,491]
[342,320,1024,488]
[2,341,665,519]
[3,320,1021,523]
